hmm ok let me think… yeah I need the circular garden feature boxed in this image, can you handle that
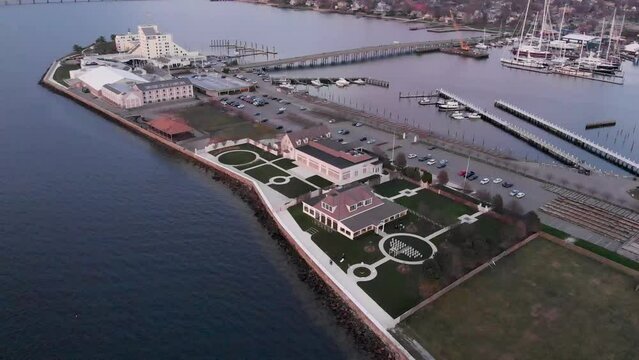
[380,234,436,264]
[218,150,258,166]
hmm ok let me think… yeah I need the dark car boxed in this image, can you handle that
[276,125,284,130]
[427,145,437,150]
[465,171,476,179]
[359,137,367,142]
[418,156,428,162]
[436,163,446,169]
[277,110,284,115]
[467,174,479,181]
[254,112,260,116]
[261,118,269,123]
[336,138,344,143]
[343,130,350,135]
[502,182,514,188]
[285,130,292,133]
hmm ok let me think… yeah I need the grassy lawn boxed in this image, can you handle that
[272,158,297,170]
[245,164,288,183]
[235,143,280,161]
[288,204,383,272]
[235,159,264,171]
[384,212,441,238]
[359,260,428,318]
[175,104,276,140]
[270,178,316,198]
[396,189,473,226]
[306,175,333,188]
[398,238,639,360]
[53,63,80,87]
[374,179,418,198]
[217,150,257,166]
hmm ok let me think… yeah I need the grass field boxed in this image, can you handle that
[374,179,418,198]
[384,212,441,238]
[398,238,639,360]
[270,178,316,198]
[53,63,80,87]
[217,150,257,166]
[306,175,333,188]
[235,143,279,161]
[288,204,383,271]
[396,189,473,225]
[235,159,264,171]
[272,158,297,170]
[245,164,288,183]
[176,105,275,140]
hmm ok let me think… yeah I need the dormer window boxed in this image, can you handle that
[348,205,357,212]
[364,198,372,206]
[321,202,334,213]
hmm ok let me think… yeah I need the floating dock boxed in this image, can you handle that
[270,77,389,88]
[494,100,639,176]
[585,120,616,130]
[436,89,592,172]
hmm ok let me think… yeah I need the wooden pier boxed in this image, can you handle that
[398,91,439,99]
[494,100,639,176]
[238,37,485,70]
[270,77,389,88]
[436,89,592,172]
[585,120,616,130]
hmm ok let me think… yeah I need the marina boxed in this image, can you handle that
[436,89,591,173]
[494,100,639,176]
[269,76,389,88]
[210,39,278,58]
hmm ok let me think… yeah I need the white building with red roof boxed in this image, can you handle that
[302,184,408,239]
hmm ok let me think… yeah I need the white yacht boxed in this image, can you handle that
[352,78,366,85]
[335,78,350,87]
[450,111,465,119]
[418,98,430,105]
[467,112,481,119]
[310,79,323,87]
[437,100,460,110]
[279,83,295,90]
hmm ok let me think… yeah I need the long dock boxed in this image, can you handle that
[494,100,639,176]
[210,40,277,57]
[239,38,484,70]
[270,77,389,88]
[436,89,592,172]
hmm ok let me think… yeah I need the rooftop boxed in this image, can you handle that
[147,118,193,135]
[284,125,331,147]
[297,139,374,169]
[186,74,253,92]
[136,78,192,92]
[77,66,147,91]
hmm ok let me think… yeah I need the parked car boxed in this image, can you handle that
[502,182,514,188]
[509,189,520,196]
[418,156,428,162]
[342,130,350,135]
[359,137,367,142]
[465,171,476,179]
[366,139,376,144]
[254,112,260,116]
[436,163,447,169]
[237,104,245,109]
[261,118,269,123]
[493,178,503,184]
[427,145,437,150]
[467,174,479,181]
[458,170,467,177]
[276,125,284,130]
[328,119,336,123]
[516,192,526,199]
[426,159,437,166]
[277,110,284,114]
[408,153,418,159]
[480,178,490,185]
[337,129,345,134]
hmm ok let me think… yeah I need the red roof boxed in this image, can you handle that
[312,185,384,221]
[148,118,193,135]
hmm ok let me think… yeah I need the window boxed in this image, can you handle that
[364,198,372,206]
[321,202,334,212]
[348,205,357,212]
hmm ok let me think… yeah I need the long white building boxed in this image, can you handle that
[115,25,204,66]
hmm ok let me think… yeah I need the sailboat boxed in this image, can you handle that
[501,0,549,71]
[475,29,489,50]
[335,78,350,87]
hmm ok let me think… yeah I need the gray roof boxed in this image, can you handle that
[103,83,124,95]
[136,78,192,92]
[297,144,353,169]
[140,26,159,36]
[341,200,407,233]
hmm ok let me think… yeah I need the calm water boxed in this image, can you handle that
[1,1,637,358]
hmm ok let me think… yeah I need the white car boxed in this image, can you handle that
[354,122,363,127]
[337,129,345,134]
[408,154,418,159]
[480,178,490,185]
[237,104,245,109]
[516,192,526,199]
[278,107,287,112]
[493,178,503,184]
[366,139,376,144]
[426,159,437,165]
[509,189,520,197]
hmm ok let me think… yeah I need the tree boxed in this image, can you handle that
[423,258,442,279]
[403,166,421,181]
[96,35,106,43]
[394,152,407,169]
[492,194,504,213]
[72,44,83,53]
[110,33,116,41]
[437,170,449,186]
[523,211,541,234]
[507,200,524,217]
[421,170,432,184]
[476,190,491,203]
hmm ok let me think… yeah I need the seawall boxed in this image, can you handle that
[39,64,407,359]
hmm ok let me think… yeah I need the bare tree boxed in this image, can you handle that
[394,152,407,169]
[437,170,449,186]
[507,200,524,217]
[476,190,491,203]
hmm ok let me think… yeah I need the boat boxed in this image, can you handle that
[450,111,465,119]
[352,78,366,85]
[500,57,549,71]
[279,83,295,90]
[418,98,430,105]
[335,78,350,87]
[475,29,489,50]
[467,112,481,119]
[310,79,323,87]
[438,100,461,111]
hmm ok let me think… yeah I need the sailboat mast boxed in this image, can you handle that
[558,5,566,41]
[606,8,617,59]
[538,0,549,49]
[615,12,625,55]
[516,0,532,59]
[597,18,607,55]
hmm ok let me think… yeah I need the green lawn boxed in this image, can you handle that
[374,179,418,198]
[235,143,280,161]
[270,178,316,198]
[245,164,288,183]
[53,63,80,87]
[398,238,639,360]
[175,105,276,140]
[272,158,297,170]
[306,175,333,188]
[217,150,257,166]
[396,189,473,226]
[235,159,264,171]
[384,212,441,238]
[288,204,383,272]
